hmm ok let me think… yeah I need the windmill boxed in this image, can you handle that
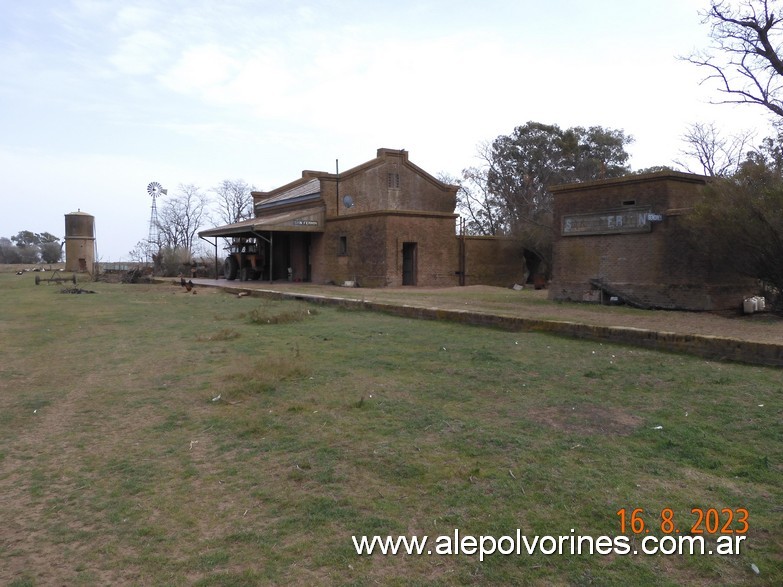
[146,181,167,254]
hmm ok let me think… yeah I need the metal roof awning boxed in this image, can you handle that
[199,217,259,238]
[199,206,326,238]
[256,206,325,232]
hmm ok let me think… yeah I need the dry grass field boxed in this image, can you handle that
[1,269,781,586]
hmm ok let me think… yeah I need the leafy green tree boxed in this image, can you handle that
[485,122,632,272]
[748,129,783,173]
[632,165,678,174]
[10,230,40,248]
[0,237,22,263]
[40,241,63,264]
[11,243,39,264]
[0,230,61,264]
[37,232,60,244]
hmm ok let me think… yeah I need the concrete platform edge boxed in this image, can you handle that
[204,282,783,368]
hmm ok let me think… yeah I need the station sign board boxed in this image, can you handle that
[561,207,657,236]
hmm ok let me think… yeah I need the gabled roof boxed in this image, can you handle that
[252,148,457,206]
[336,148,456,190]
[201,148,457,238]
[255,178,321,210]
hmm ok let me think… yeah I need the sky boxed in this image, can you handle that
[0,0,775,261]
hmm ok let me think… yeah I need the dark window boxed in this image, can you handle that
[388,172,400,188]
[338,236,348,256]
[622,199,636,206]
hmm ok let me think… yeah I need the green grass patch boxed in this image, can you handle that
[0,275,780,585]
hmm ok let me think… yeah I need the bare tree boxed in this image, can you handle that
[157,184,209,254]
[127,240,152,263]
[212,179,255,225]
[685,1,783,118]
[674,122,755,176]
[440,163,505,236]
[457,166,505,235]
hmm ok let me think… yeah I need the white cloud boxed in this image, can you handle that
[296,5,317,21]
[110,31,173,76]
[113,4,159,30]
[162,44,240,92]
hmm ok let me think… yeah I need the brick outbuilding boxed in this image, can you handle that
[548,170,754,310]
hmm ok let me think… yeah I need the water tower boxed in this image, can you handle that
[64,210,96,273]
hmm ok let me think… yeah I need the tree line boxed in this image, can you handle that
[0,231,63,264]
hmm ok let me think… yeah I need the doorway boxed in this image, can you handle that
[402,242,417,285]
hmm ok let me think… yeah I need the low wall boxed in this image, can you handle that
[217,285,783,367]
[461,236,526,287]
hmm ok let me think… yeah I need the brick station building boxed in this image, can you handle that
[200,148,525,288]
[548,170,754,310]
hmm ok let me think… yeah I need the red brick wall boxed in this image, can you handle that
[461,236,527,287]
[320,215,389,286]
[309,149,461,287]
[385,214,459,287]
[313,213,459,287]
[549,172,755,310]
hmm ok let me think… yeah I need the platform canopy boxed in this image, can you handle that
[199,206,325,238]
